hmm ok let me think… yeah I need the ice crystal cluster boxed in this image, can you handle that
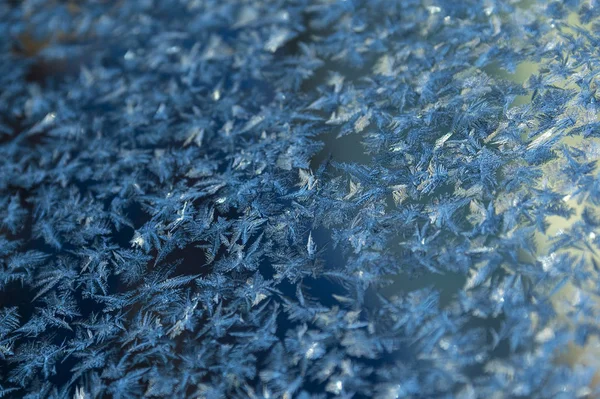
[2,0,600,397]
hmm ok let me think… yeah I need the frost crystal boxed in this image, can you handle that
[1,0,600,397]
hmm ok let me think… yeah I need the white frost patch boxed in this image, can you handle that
[307,232,316,258]
[130,231,145,248]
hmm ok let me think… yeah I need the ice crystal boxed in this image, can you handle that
[1,0,600,397]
